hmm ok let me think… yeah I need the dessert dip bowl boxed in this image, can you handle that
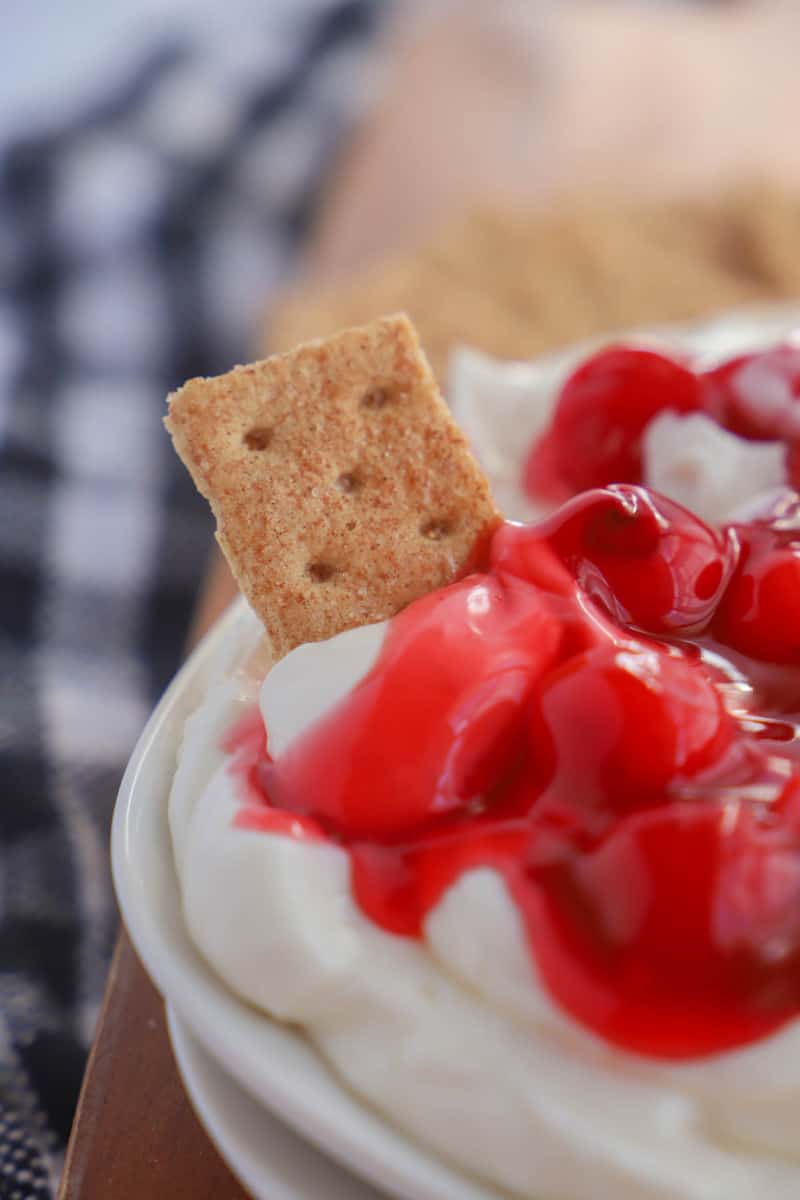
[114,309,800,1200]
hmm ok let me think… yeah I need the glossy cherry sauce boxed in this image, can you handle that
[227,484,800,1061]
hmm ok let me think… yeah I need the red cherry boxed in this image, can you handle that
[702,343,800,443]
[714,520,800,665]
[540,346,700,494]
[702,344,800,489]
[526,780,800,1057]
[526,644,737,825]
[272,573,561,841]
[522,485,738,634]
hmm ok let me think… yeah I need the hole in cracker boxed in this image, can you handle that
[308,561,336,583]
[361,386,390,409]
[244,426,273,451]
[421,518,454,541]
[336,469,362,494]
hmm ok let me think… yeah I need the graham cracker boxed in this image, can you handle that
[166,314,499,659]
[267,188,798,381]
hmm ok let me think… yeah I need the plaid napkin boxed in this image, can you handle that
[0,2,382,1192]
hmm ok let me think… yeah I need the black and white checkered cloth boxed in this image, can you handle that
[0,3,383,1192]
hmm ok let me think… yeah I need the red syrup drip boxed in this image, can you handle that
[222,706,267,808]
[221,485,800,1061]
[225,707,324,841]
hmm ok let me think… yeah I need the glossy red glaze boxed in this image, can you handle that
[270,574,561,841]
[526,645,738,824]
[535,485,737,634]
[224,489,800,1060]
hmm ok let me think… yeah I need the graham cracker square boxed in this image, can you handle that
[165,313,499,658]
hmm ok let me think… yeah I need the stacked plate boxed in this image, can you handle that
[112,306,800,1199]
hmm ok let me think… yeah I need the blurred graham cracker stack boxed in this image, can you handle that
[166,314,499,659]
[267,188,800,381]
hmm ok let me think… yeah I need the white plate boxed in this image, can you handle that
[166,1003,386,1200]
[112,597,500,1200]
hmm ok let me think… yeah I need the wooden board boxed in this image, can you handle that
[58,932,250,1200]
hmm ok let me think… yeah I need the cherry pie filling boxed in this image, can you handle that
[224,341,800,1063]
[523,340,800,502]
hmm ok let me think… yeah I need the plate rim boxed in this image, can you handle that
[166,1002,388,1200]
